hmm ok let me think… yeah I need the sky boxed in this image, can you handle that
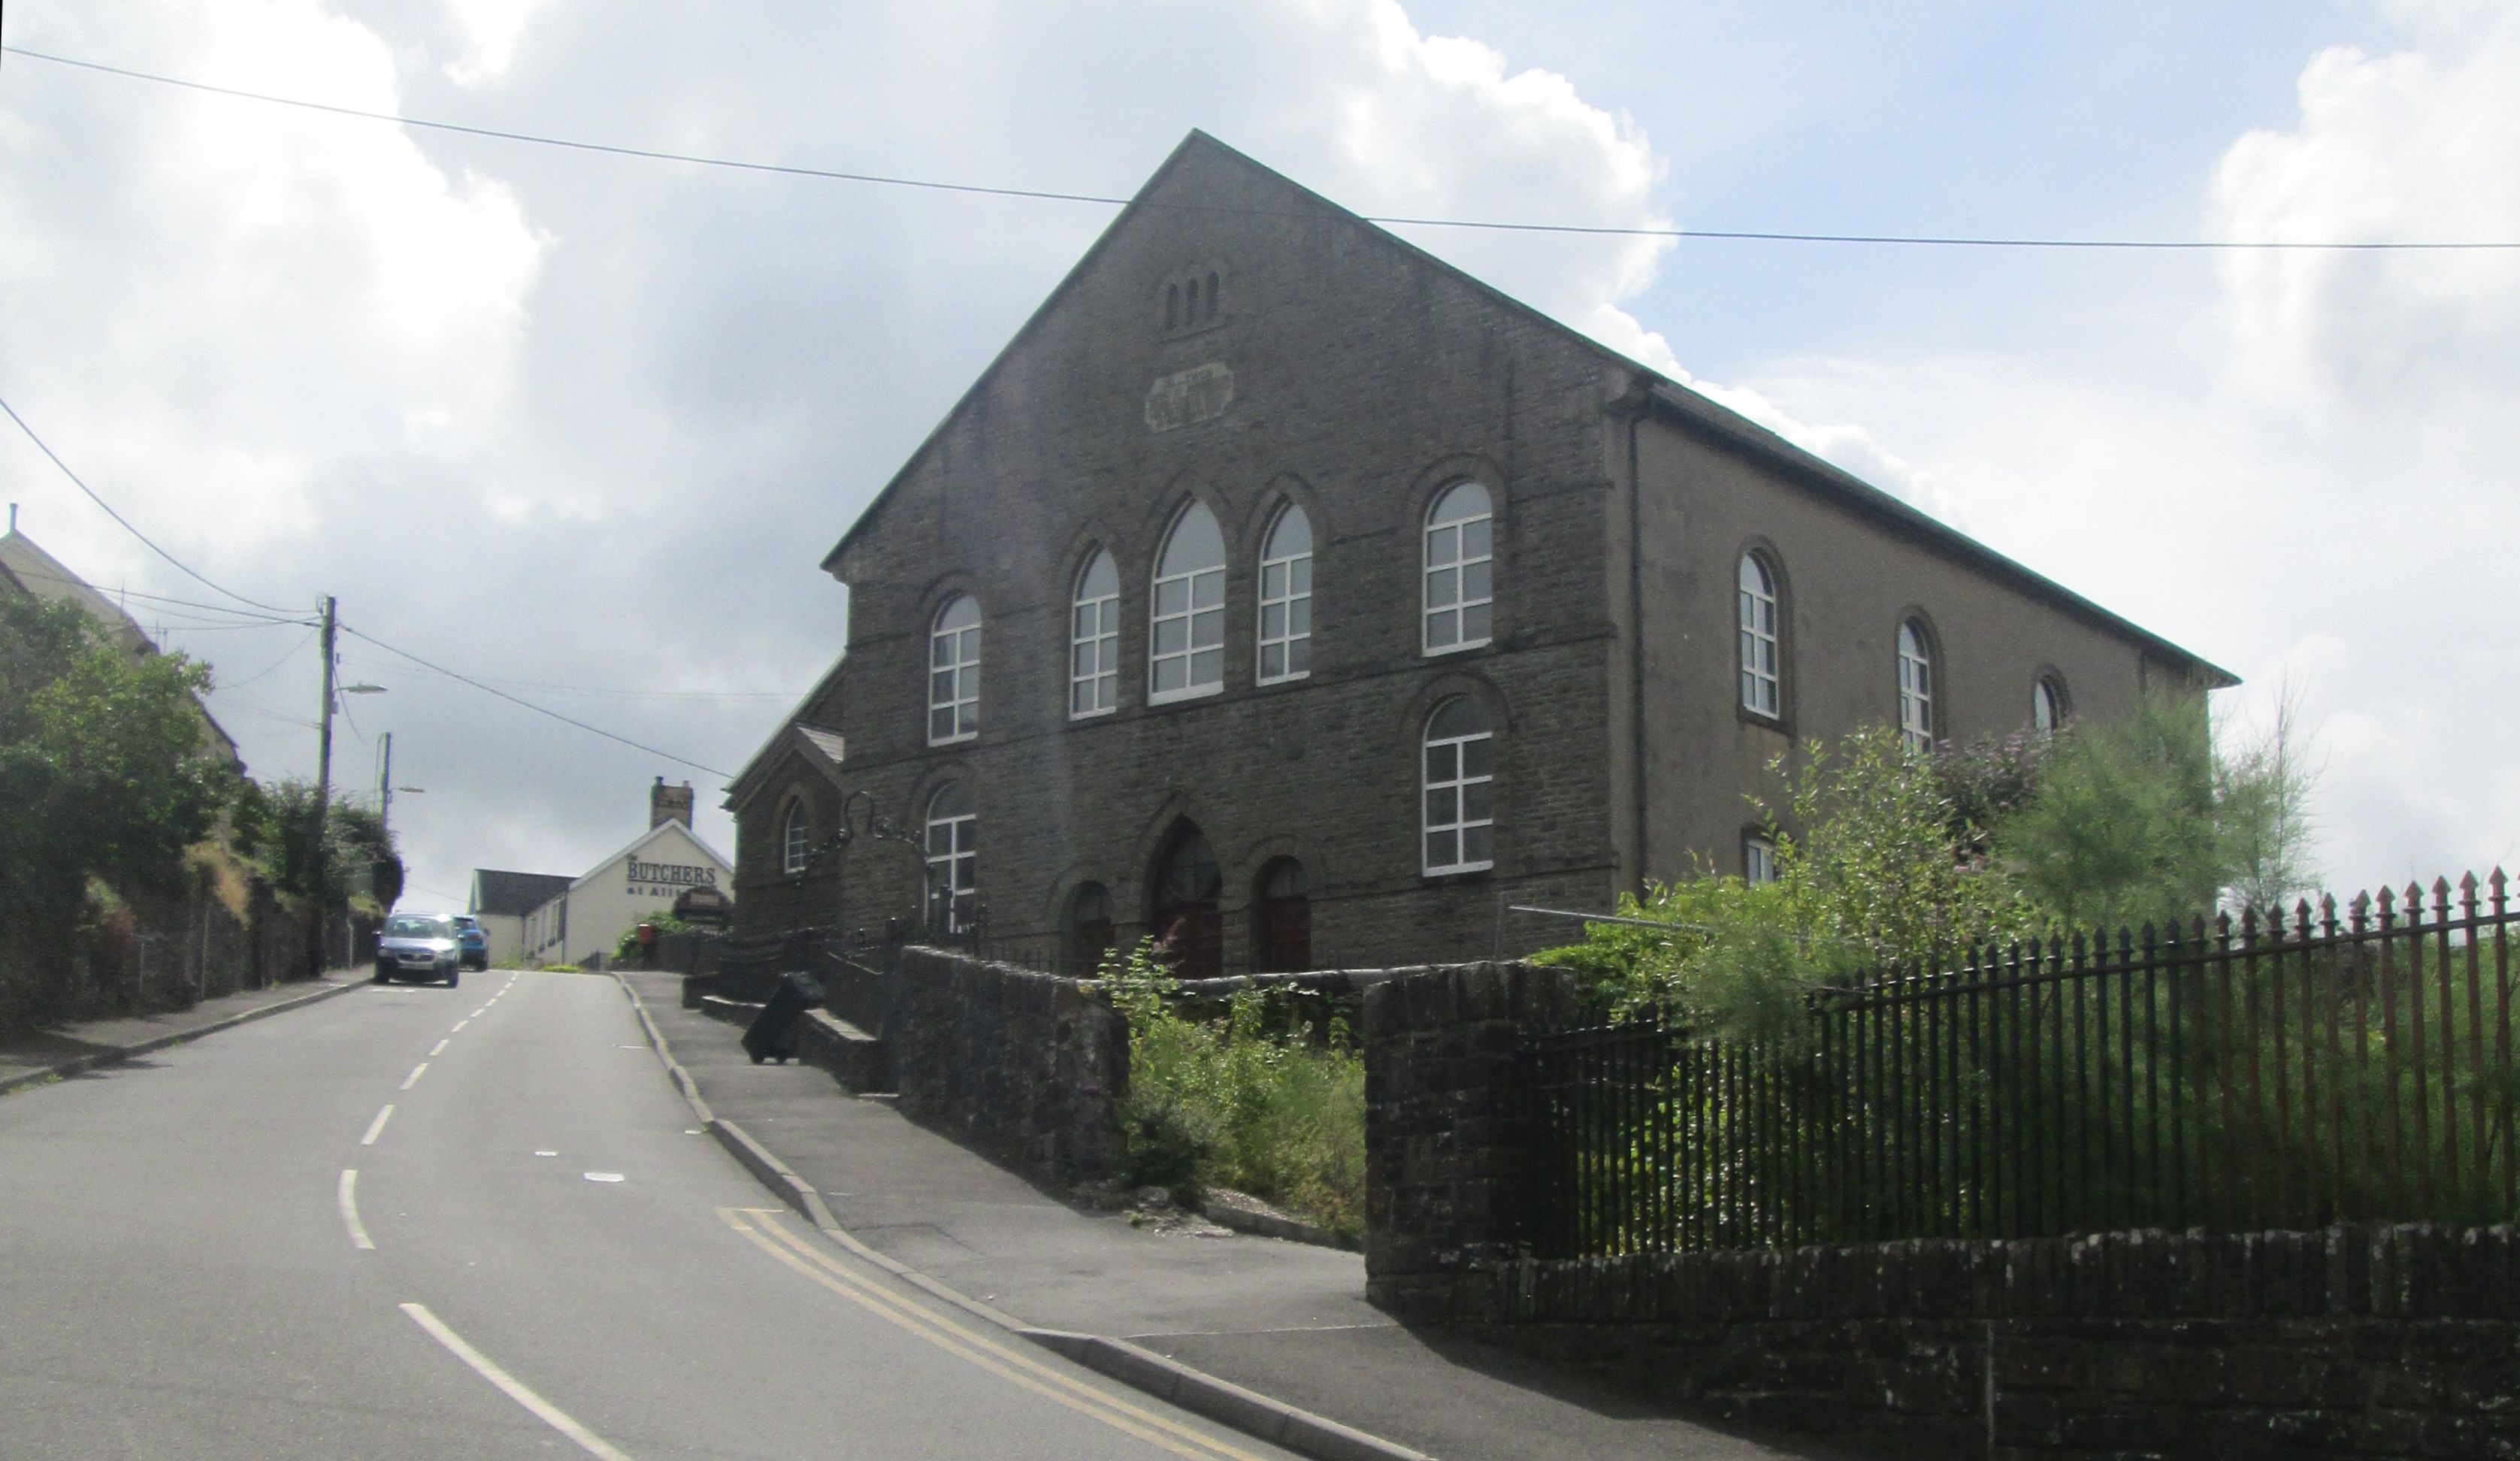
[1,0,2514,913]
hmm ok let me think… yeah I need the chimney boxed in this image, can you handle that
[651,775,694,828]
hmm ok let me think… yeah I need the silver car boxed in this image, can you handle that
[374,913,462,987]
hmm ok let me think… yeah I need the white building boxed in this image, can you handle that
[519,780,734,968]
[468,869,573,966]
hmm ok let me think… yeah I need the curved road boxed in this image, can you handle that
[0,969,1297,1459]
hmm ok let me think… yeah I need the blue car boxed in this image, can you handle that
[452,914,489,971]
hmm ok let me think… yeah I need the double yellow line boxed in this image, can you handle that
[717,1208,1270,1461]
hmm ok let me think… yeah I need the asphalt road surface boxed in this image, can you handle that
[0,969,1301,1460]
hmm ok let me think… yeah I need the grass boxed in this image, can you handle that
[1100,942,1366,1235]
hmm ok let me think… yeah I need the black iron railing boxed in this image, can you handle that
[1531,872,2520,1259]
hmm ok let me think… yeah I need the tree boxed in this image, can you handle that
[0,595,237,1011]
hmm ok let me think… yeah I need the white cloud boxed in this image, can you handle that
[440,0,555,86]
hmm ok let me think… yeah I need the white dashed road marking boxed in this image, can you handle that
[337,1169,374,1251]
[401,1063,428,1091]
[452,1020,468,1033]
[582,1172,624,1184]
[429,1038,449,1056]
[399,1303,633,1460]
[361,1105,395,1146]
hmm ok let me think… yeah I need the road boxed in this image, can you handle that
[0,969,1300,1460]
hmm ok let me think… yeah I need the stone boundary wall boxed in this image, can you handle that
[2,873,322,1038]
[886,948,1128,1188]
[1363,963,2520,1459]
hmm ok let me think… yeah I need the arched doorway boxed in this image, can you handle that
[1254,858,1311,972]
[1149,821,1223,979]
[1063,882,1114,976]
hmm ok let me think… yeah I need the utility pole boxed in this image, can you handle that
[308,594,337,979]
[377,731,393,843]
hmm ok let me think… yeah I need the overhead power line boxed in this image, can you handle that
[339,623,733,779]
[9,44,2515,253]
[0,388,305,616]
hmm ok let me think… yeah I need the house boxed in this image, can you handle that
[725,132,2232,976]
[466,868,573,967]
[1,508,244,770]
[515,779,734,968]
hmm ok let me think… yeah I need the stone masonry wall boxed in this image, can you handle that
[887,948,1128,1188]
[1363,963,2520,1459]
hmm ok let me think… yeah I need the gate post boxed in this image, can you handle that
[1362,961,1582,1323]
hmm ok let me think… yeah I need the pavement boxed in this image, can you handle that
[620,966,1862,1461]
[0,966,1307,1459]
[0,974,363,1095]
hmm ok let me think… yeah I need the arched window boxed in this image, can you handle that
[1070,550,1120,718]
[1254,858,1311,972]
[928,595,981,745]
[1149,501,1226,702]
[1257,504,1312,684]
[1151,822,1223,979]
[1064,882,1114,976]
[1422,697,1495,874]
[1164,284,1179,332]
[780,801,811,876]
[1738,552,1780,718]
[1205,271,1220,321]
[2033,676,2068,738]
[1423,482,1493,654]
[923,783,976,934]
[1897,619,1935,754]
[1184,275,1202,322]
[1743,831,1777,887]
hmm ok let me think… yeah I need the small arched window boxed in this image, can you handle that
[1257,504,1312,684]
[1205,271,1220,321]
[1150,501,1226,702]
[780,801,811,876]
[1897,619,1935,754]
[1422,697,1495,874]
[2033,676,2068,738]
[928,595,981,745]
[1423,482,1493,655]
[1164,284,1179,332]
[923,783,976,934]
[1064,882,1114,976]
[1738,553,1780,718]
[1070,550,1120,718]
[1254,858,1311,972]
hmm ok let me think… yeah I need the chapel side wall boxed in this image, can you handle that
[822,148,1629,968]
[1632,413,2216,883]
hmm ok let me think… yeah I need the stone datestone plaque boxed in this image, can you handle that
[1145,362,1233,431]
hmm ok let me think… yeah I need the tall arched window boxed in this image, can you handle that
[780,801,811,876]
[928,595,981,745]
[1897,619,1935,754]
[1738,553,1780,718]
[922,783,976,934]
[1423,482,1493,654]
[1257,504,1312,684]
[1422,697,1495,874]
[1254,858,1311,972]
[2033,676,2068,738]
[1150,501,1226,703]
[1070,550,1120,718]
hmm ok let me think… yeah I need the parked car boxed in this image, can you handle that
[375,913,461,987]
[451,914,489,971]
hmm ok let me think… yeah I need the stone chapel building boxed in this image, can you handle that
[725,132,2231,976]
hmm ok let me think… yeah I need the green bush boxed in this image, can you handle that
[1100,940,1366,1233]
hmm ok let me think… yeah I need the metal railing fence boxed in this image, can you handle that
[1532,872,2520,1259]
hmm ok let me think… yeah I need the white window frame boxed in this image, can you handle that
[781,803,811,876]
[1744,833,1777,887]
[1738,552,1780,718]
[927,596,981,745]
[1898,619,1935,754]
[1256,504,1312,685]
[1148,502,1226,705]
[1422,482,1494,655]
[924,789,976,933]
[1069,551,1120,719]
[1421,700,1495,876]
[2033,676,2066,738]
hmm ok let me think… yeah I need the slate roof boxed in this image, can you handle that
[470,869,574,918]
